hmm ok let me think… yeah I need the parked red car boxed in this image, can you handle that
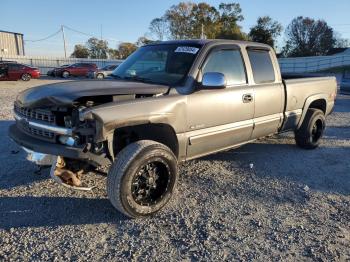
[52,63,97,78]
[0,62,40,81]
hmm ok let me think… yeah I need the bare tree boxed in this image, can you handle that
[149,17,168,41]
[282,16,336,57]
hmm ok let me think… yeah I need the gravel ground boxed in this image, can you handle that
[0,78,349,261]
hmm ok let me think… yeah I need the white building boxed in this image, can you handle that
[0,30,25,56]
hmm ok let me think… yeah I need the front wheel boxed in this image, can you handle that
[107,140,178,218]
[96,73,104,79]
[21,73,31,81]
[62,71,70,78]
[295,109,326,149]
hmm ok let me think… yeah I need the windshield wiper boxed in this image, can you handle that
[123,75,158,84]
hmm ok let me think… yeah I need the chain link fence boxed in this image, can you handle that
[0,55,124,75]
[279,55,350,73]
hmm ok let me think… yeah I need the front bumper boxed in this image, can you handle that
[23,147,55,166]
[9,124,111,167]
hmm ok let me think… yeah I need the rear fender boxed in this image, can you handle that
[297,94,328,129]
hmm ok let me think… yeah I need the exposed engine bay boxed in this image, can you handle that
[12,79,169,189]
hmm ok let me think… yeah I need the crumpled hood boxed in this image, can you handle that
[16,80,169,108]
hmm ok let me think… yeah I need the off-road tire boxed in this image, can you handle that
[295,108,326,149]
[107,140,178,218]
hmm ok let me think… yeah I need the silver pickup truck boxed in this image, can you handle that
[9,40,337,218]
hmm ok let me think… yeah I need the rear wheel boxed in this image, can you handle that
[107,140,178,218]
[62,71,70,78]
[295,109,325,149]
[21,73,31,81]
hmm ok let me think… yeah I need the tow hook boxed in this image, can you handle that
[50,156,96,191]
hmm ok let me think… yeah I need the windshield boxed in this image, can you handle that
[111,44,201,85]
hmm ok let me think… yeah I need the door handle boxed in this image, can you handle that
[242,94,253,103]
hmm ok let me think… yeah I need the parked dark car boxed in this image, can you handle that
[47,64,70,77]
[87,64,119,79]
[0,62,40,81]
[52,63,97,78]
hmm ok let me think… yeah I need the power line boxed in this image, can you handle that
[63,25,96,38]
[24,25,123,51]
[24,29,61,42]
[64,25,121,43]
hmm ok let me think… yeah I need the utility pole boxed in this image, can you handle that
[100,24,103,40]
[61,25,67,58]
[200,23,205,39]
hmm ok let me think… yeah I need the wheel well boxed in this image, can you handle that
[309,99,326,114]
[113,124,179,158]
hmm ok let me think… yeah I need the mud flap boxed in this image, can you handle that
[50,156,96,191]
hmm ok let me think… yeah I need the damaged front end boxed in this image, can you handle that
[9,79,169,190]
[11,99,112,190]
[50,156,96,191]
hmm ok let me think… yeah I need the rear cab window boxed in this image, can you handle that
[247,49,275,84]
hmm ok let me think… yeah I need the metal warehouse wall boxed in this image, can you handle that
[0,31,25,56]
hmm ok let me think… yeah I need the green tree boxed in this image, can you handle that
[70,44,89,58]
[118,42,138,59]
[216,3,246,40]
[190,3,220,39]
[282,16,337,57]
[249,16,283,48]
[152,2,246,40]
[136,37,156,47]
[108,48,120,59]
[165,2,195,39]
[86,37,109,59]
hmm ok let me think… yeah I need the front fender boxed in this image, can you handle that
[85,96,187,141]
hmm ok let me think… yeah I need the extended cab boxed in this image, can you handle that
[9,40,337,218]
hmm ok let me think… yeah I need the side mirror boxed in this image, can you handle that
[201,72,227,89]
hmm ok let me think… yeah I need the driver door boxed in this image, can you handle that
[0,63,9,80]
[7,64,22,80]
[186,46,255,159]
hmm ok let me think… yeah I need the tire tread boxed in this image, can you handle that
[107,140,175,218]
[295,108,325,149]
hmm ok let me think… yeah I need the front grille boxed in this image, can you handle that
[14,103,56,124]
[22,124,55,140]
[14,102,57,141]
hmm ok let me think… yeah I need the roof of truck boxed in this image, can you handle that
[147,39,271,49]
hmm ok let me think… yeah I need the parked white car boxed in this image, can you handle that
[87,64,118,79]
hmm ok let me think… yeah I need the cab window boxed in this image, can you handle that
[202,49,247,86]
[248,49,275,84]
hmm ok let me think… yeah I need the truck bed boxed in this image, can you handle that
[280,76,337,131]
